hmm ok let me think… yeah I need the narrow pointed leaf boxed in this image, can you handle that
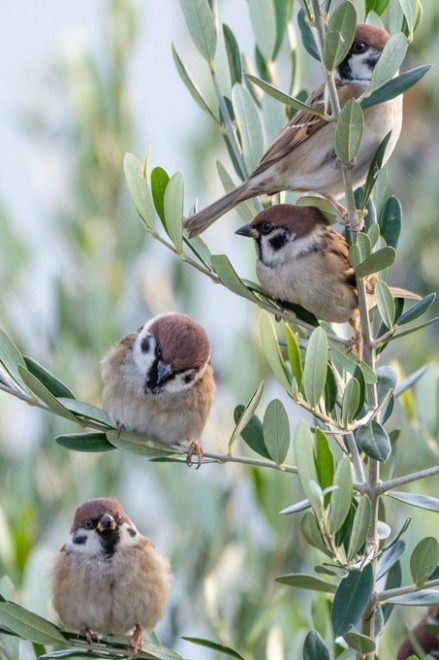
[386,590,439,606]
[286,325,303,388]
[395,364,431,397]
[17,366,78,422]
[248,0,276,61]
[324,363,338,413]
[303,630,331,660]
[332,564,374,636]
[23,356,74,399]
[323,2,357,71]
[328,456,353,534]
[301,512,331,556]
[369,33,408,94]
[163,172,184,254]
[298,9,320,61]
[382,560,402,622]
[0,329,27,390]
[388,492,439,513]
[280,499,311,515]
[263,399,290,465]
[379,195,401,248]
[410,537,439,588]
[232,84,264,173]
[355,247,396,277]
[107,430,177,457]
[303,327,328,407]
[183,638,243,659]
[362,65,431,109]
[223,25,242,85]
[151,167,170,224]
[315,429,335,493]
[56,398,113,426]
[400,0,418,33]
[375,280,396,329]
[123,153,156,232]
[229,381,264,450]
[55,432,115,453]
[356,420,391,461]
[347,496,372,560]
[260,312,292,391]
[172,46,217,121]
[297,196,338,224]
[295,421,318,505]
[276,574,337,593]
[335,99,364,165]
[397,293,436,326]
[179,0,216,62]
[245,75,328,119]
[233,405,269,459]
[343,632,375,653]
[377,541,407,581]
[211,254,258,303]
[0,603,65,645]
[341,378,361,426]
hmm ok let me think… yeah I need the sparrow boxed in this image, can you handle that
[184,24,403,237]
[236,204,419,347]
[101,312,215,466]
[397,606,439,659]
[51,498,173,654]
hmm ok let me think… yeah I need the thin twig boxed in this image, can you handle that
[379,465,439,493]
[376,578,439,603]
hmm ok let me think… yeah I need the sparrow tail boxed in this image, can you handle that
[184,182,251,237]
[389,287,421,301]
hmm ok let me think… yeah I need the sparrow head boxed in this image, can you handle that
[132,313,211,396]
[337,24,390,86]
[236,204,328,268]
[67,498,139,559]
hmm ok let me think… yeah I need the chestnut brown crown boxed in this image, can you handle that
[150,313,210,371]
[71,498,130,532]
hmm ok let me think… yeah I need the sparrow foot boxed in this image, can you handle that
[130,623,144,656]
[326,195,365,231]
[349,320,364,360]
[186,441,204,469]
[79,627,98,646]
[116,420,126,438]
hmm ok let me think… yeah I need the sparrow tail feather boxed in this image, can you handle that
[184,182,251,237]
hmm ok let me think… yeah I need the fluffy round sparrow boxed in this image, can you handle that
[236,204,418,343]
[185,24,402,237]
[101,312,215,465]
[52,498,172,654]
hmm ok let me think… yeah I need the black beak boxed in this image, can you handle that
[157,360,174,385]
[97,512,117,532]
[235,223,257,238]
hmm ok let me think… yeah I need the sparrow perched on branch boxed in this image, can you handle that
[185,24,403,237]
[52,498,172,654]
[236,204,418,345]
[101,312,215,466]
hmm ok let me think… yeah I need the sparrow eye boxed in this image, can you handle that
[352,41,366,54]
[84,519,94,529]
[260,221,273,235]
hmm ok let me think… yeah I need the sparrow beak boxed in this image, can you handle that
[97,512,117,532]
[157,360,174,385]
[235,223,257,238]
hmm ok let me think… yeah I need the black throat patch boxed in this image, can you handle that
[98,528,121,558]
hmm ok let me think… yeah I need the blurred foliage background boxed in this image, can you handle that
[0,1,438,658]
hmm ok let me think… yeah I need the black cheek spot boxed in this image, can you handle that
[140,336,150,353]
[73,535,87,545]
[184,373,194,384]
[127,527,137,537]
[269,232,288,252]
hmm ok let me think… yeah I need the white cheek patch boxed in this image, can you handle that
[66,529,102,556]
[119,522,140,546]
[132,329,157,379]
[162,365,206,395]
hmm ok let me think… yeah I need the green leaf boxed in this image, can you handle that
[172,46,218,122]
[361,65,431,109]
[260,312,292,392]
[379,195,401,248]
[0,603,65,645]
[397,293,436,326]
[375,280,396,329]
[23,356,74,399]
[349,233,372,268]
[323,1,357,71]
[369,33,408,94]
[107,430,177,458]
[315,429,335,494]
[232,84,264,173]
[341,378,361,426]
[366,0,391,15]
[55,432,115,453]
[324,363,338,413]
[298,9,320,61]
[343,631,375,653]
[388,492,439,513]
[356,420,391,461]
[395,364,430,398]
[183,638,244,659]
[303,327,328,408]
[248,0,276,61]
[263,399,290,465]
[367,223,380,248]
[179,0,216,62]
[303,630,330,660]
[294,421,318,507]
[355,246,395,278]
[276,574,336,593]
[56,398,113,426]
[211,254,258,303]
[223,25,242,85]
[216,161,256,222]
[332,564,374,636]
[301,512,331,556]
[328,456,353,534]
[123,153,156,232]
[386,590,439,606]
[233,405,270,460]
[410,537,439,588]
[377,540,406,580]
[381,560,402,623]
[347,496,372,560]
[229,381,264,451]
[164,172,184,254]
[296,196,338,224]
[360,133,393,208]
[0,329,27,390]
[335,100,364,165]
[273,0,290,58]
[245,75,328,119]
[17,366,78,422]
[286,326,303,388]
[280,499,311,515]
[399,0,418,33]
[151,167,170,224]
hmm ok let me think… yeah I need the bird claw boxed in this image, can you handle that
[80,627,98,646]
[130,624,144,656]
[186,441,204,469]
[325,195,366,231]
